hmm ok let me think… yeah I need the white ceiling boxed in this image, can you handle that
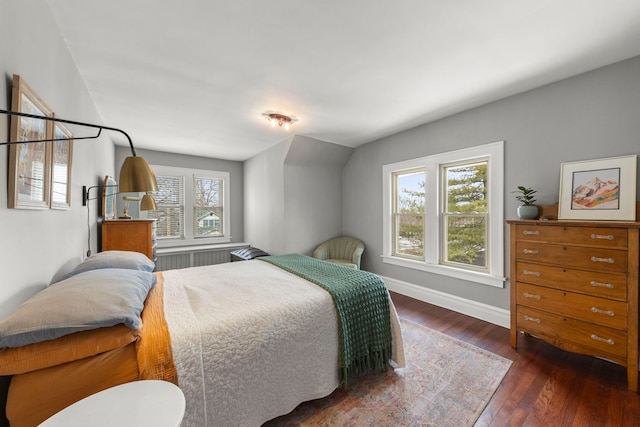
[46,0,640,161]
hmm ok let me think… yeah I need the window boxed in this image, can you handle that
[150,175,184,239]
[392,169,425,258]
[142,165,231,246]
[193,176,224,238]
[382,141,504,287]
[441,161,488,271]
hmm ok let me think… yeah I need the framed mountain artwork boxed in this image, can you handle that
[558,155,637,221]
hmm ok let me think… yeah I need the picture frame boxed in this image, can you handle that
[102,175,117,219]
[558,155,637,221]
[8,74,53,209]
[50,119,74,210]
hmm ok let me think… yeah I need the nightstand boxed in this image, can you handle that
[101,219,157,262]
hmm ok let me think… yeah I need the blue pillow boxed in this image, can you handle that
[66,250,155,278]
[0,268,157,348]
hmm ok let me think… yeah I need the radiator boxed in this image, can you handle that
[155,243,250,271]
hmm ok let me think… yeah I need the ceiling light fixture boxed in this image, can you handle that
[262,111,297,130]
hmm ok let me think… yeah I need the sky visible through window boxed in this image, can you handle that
[400,172,423,193]
[398,171,424,211]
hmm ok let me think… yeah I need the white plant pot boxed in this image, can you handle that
[517,205,538,220]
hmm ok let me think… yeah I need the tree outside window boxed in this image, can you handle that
[442,161,488,270]
[393,169,425,258]
[194,176,223,237]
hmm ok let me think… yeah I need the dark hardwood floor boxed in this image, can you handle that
[389,291,640,427]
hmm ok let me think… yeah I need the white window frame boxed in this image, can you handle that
[382,141,505,288]
[141,165,231,248]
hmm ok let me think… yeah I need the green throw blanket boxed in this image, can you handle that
[260,254,392,385]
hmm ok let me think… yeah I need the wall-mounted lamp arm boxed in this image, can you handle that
[0,109,137,156]
[0,129,103,146]
[1,109,157,197]
[82,184,119,206]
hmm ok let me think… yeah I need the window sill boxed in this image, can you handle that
[381,255,505,288]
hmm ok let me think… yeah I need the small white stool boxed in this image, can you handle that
[38,380,185,427]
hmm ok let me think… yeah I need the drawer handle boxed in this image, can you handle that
[523,249,540,255]
[591,307,615,317]
[591,256,614,264]
[523,315,541,324]
[523,230,540,236]
[523,292,541,300]
[523,269,541,277]
[590,280,614,289]
[591,234,614,240]
[590,334,615,346]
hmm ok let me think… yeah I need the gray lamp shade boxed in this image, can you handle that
[118,156,158,193]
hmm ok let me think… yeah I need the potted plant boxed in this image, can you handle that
[513,186,538,219]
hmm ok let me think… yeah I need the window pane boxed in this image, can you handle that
[193,176,223,237]
[445,162,487,213]
[443,161,488,269]
[394,213,424,257]
[393,170,425,258]
[444,214,487,268]
[147,175,185,239]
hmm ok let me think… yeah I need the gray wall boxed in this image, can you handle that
[284,136,353,254]
[343,55,640,310]
[245,135,353,255]
[0,1,115,318]
[244,138,291,254]
[114,146,245,243]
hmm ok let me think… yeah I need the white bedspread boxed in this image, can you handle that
[162,260,404,427]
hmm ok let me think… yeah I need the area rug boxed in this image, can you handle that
[265,318,512,426]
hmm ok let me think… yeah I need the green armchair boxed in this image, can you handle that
[312,236,365,269]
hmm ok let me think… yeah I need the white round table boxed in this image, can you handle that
[38,380,185,427]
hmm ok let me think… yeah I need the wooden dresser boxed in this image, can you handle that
[508,219,639,392]
[101,219,157,262]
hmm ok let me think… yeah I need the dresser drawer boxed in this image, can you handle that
[516,262,627,301]
[514,225,627,248]
[515,241,627,273]
[516,306,627,360]
[516,283,628,330]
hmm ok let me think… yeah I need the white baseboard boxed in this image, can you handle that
[382,275,510,328]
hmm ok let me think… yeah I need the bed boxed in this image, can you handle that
[0,251,404,426]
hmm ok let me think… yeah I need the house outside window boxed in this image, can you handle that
[193,176,223,238]
[197,211,221,235]
[382,141,504,287]
[141,165,231,246]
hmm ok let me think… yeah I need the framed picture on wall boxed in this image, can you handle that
[50,119,74,209]
[558,155,637,221]
[8,74,53,209]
